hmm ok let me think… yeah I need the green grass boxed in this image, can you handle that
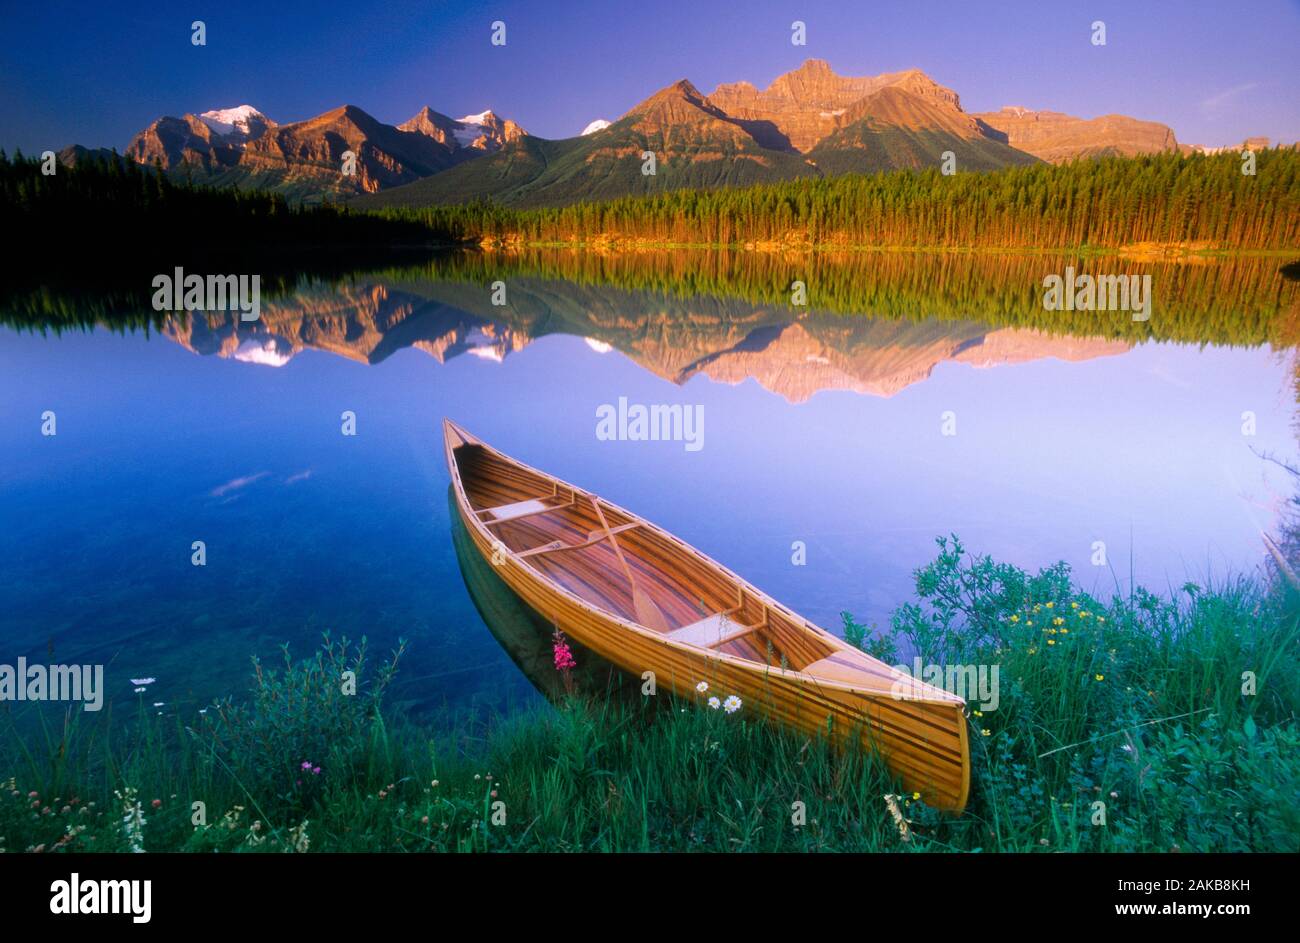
[2,538,1297,853]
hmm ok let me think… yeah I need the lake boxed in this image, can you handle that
[1,250,1296,721]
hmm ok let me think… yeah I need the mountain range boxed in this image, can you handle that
[64,59,1191,208]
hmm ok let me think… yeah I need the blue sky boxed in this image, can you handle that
[1,0,1297,154]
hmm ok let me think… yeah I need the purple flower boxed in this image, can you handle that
[312,766,321,775]
[301,761,312,771]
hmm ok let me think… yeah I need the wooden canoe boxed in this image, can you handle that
[443,419,971,812]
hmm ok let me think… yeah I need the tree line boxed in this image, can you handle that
[377,149,1300,250]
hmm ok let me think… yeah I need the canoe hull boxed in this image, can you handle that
[445,423,970,813]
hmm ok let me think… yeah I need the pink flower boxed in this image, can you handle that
[312,766,321,775]
[151,799,162,809]
[301,761,313,771]
[552,630,577,672]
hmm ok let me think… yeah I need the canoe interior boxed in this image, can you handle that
[453,442,839,672]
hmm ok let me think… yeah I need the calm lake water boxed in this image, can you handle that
[2,251,1296,721]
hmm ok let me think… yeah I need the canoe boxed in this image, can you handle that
[443,419,971,812]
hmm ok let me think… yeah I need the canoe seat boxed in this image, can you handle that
[478,497,561,524]
[664,612,758,649]
[803,653,873,685]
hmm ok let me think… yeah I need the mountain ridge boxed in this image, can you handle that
[66,59,1198,206]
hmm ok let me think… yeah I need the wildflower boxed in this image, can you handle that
[27,791,37,799]
[551,630,576,672]
[313,766,320,775]
[302,761,312,771]
[981,729,991,737]
[151,799,161,809]
[1094,674,1104,682]
[1071,601,1079,609]
[129,678,156,686]
[911,792,921,801]
[133,687,145,693]
[114,787,146,853]
[1047,639,1055,646]
[420,816,429,825]
[290,820,310,853]
[696,681,709,693]
[1052,617,1064,626]
[474,774,481,781]
[1060,628,1068,634]
[431,780,439,788]
[490,790,498,798]
[1009,615,1019,623]
[708,696,721,709]
[973,709,983,717]
[1027,647,1037,655]
[1045,602,1054,609]
[882,795,912,843]
[152,702,165,707]
[723,695,742,713]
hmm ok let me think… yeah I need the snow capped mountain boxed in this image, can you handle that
[581,119,612,136]
[196,105,275,142]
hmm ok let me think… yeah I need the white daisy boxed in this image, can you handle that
[708,696,721,709]
[695,681,709,693]
[723,695,742,714]
[130,678,156,686]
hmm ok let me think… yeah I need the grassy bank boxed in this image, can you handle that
[3,539,1297,853]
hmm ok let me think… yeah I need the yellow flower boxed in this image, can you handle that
[1033,604,1041,613]
[1052,617,1064,626]
[912,792,921,800]
[1060,628,1068,634]
[1027,620,1034,627]
[1047,639,1055,646]
[973,709,983,717]
[1094,674,1104,682]
[1071,601,1079,609]
[1027,647,1037,655]
[1045,602,1054,609]
[1098,617,1106,624]
[981,729,991,737]
[1010,614,1020,623]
